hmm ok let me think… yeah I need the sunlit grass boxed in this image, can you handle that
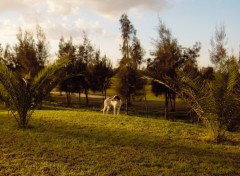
[0,110,240,175]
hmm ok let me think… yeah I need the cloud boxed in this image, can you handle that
[75,0,168,19]
[0,20,17,36]
[0,0,168,17]
[26,0,168,18]
[0,0,27,13]
[46,0,76,15]
[75,17,105,36]
[0,0,169,38]
[0,0,169,60]
[0,0,45,15]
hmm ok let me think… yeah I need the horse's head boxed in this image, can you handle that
[112,95,121,101]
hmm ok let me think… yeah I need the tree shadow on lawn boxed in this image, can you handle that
[30,117,240,175]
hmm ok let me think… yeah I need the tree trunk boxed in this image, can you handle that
[66,91,71,106]
[169,93,176,112]
[104,88,107,99]
[173,94,176,112]
[85,89,89,105]
[128,95,131,106]
[126,97,129,115]
[102,90,105,103]
[144,90,148,118]
[38,102,42,110]
[18,110,28,129]
[170,96,173,111]
[165,92,169,120]
[78,90,81,106]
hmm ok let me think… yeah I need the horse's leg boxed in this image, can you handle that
[113,105,116,115]
[117,107,120,115]
[106,106,110,114]
[102,107,106,114]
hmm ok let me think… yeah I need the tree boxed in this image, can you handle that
[76,32,95,105]
[200,67,214,80]
[147,19,200,119]
[0,25,49,81]
[58,36,77,106]
[57,33,103,107]
[117,14,146,114]
[209,24,228,69]
[100,55,114,98]
[0,44,19,71]
[0,56,70,128]
[90,52,114,99]
[130,36,145,70]
[35,24,49,69]
[119,13,136,63]
[117,66,145,101]
[14,26,49,78]
[147,20,180,119]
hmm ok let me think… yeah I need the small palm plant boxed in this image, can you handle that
[0,56,69,128]
[177,58,240,142]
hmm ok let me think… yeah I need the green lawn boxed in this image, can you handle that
[0,109,240,175]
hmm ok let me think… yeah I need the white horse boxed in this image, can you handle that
[101,95,122,115]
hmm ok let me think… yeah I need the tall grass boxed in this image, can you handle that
[0,109,240,175]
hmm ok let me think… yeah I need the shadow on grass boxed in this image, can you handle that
[1,110,240,175]
[30,115,240,174]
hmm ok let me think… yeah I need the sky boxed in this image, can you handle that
[0,0,239,67]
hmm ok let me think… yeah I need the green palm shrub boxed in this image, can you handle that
[177,58,240,142]
[0,56,69,128]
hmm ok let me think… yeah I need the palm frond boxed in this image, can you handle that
[0,56,70,128]
[31,56,70,105]
[226,60,239,94]
[0,63,26,108]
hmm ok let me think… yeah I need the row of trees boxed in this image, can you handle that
[57,33,113,106]
[57,14,146,113]
[0,14,239,143]
[0,14,150,127]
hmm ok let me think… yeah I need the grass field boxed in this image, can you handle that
[1,107,240,176]
[47,90,189,120]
